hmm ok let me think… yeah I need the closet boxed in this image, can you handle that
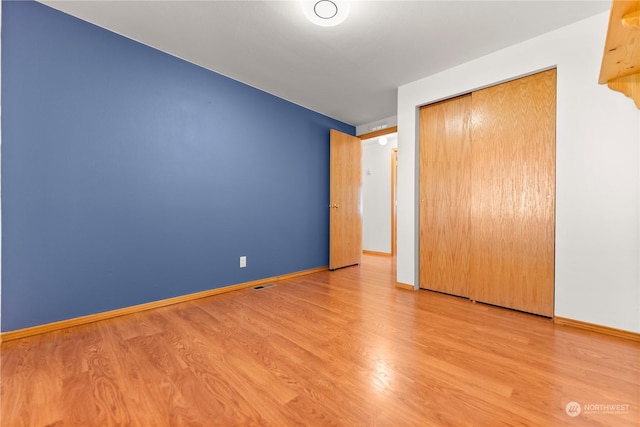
[419,69,556,317]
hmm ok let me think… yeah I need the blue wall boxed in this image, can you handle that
[1,1,354,331]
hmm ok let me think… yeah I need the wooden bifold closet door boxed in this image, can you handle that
[419,69,556,317]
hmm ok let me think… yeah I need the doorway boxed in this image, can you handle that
[360,128,398,257]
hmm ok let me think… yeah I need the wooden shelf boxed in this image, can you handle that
[599,0,640,109]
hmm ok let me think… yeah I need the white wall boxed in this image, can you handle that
[356,115,397,137]
[1,1,3,334]
[362,134,397,253]
[397,12,640,333]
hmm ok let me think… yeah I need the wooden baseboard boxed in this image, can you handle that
[363,250,393,257]
[554,316,640,342]
[396,282,416,291]
[0,266,328,343]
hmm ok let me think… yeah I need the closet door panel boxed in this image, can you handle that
[469,69,556,317]
[419,95,472,297]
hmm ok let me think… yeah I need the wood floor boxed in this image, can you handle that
[1,255,638,426]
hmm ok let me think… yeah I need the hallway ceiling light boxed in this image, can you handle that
[378,136,388,146]
[302,1,350,27]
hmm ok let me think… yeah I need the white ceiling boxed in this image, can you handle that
[40,0,611,126]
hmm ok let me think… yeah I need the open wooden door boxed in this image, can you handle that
[329,129,362,270]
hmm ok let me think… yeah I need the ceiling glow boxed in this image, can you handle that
[302,1,350,27]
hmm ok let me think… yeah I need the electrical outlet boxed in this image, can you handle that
[240,256,247,268]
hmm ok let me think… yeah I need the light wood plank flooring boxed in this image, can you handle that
[1,255,638,426]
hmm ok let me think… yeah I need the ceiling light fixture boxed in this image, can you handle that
[302,1,350,27]
[378,136,388,146]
